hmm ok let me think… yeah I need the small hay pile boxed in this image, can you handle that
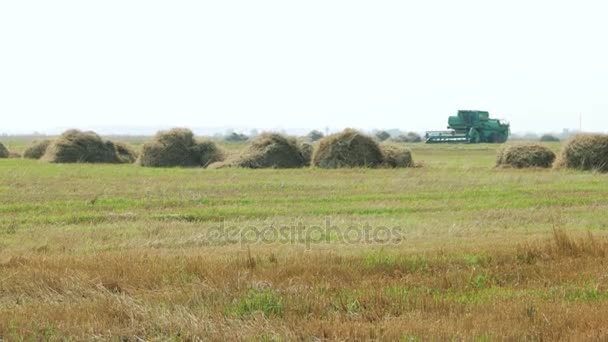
[312,129,384,168]
[380,143,414,168]
[496,143,556,168]
[138,128,224,167]
[9,152,22,159]
[228,133,306,169]
[299,141,314,166]
[42,130,123,164]
[114,142,138,164]
[554,134,608,172]
[0,142,8,158]
[23,139,52,159]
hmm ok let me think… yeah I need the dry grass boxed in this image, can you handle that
[2,231,608,340]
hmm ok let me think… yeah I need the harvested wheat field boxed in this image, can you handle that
[2,141,608,340]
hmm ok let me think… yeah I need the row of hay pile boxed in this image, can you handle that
[496,134,608,172]
[10,130,138,164]
[2,128,416,168]
[209,129,414,169]
[0,142,29,159]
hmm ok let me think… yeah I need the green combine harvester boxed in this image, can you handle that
[425,110,510,144]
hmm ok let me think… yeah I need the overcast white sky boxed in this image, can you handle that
[1,0,607,135]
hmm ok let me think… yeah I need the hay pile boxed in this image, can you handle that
[228,133,306,169]
[42,130,124,164]
[23,139,52,159]
[114,142,138,164]
[138,128,224,167]
[381,143,414,168]
[299,141,314,166]
[9,152,22,159]
[496,143,556,168]
[0,142,8,158]
[554,134,608,172]
[312,129,384,168]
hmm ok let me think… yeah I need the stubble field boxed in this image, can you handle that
[1,141,608,340]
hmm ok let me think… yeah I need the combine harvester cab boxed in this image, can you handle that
[426,110,510,144]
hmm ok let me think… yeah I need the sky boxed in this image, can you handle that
[1,0,607,135]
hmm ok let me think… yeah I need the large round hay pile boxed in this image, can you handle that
[554,134,608,172]
[0,142,8,158]
[312,129,384,168]
[23,139,52,159]
[41,130,123,164]
[229,133,306,168]
[138,128,224,167]
[381,143,414,168]
[496,143,555,168]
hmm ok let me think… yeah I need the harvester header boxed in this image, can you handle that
[425,110,510,144]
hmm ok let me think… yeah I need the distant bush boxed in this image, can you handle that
[391,132,422,143]
[540,134,560,142]
[381,143,414,168]
[554,134,608,172]
[23,139,51,159]
[8,152,21,159]
[225,132,249,142]
[312,129,384,168]
[375,131,391,142]
[0,142,8,158]
[226,133,306,169]
[138,128,224,167]
[496,143,555,168]
[42,130,125,164]
[306,130,324,142]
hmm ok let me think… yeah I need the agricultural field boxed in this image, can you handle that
[2,141,608,340]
